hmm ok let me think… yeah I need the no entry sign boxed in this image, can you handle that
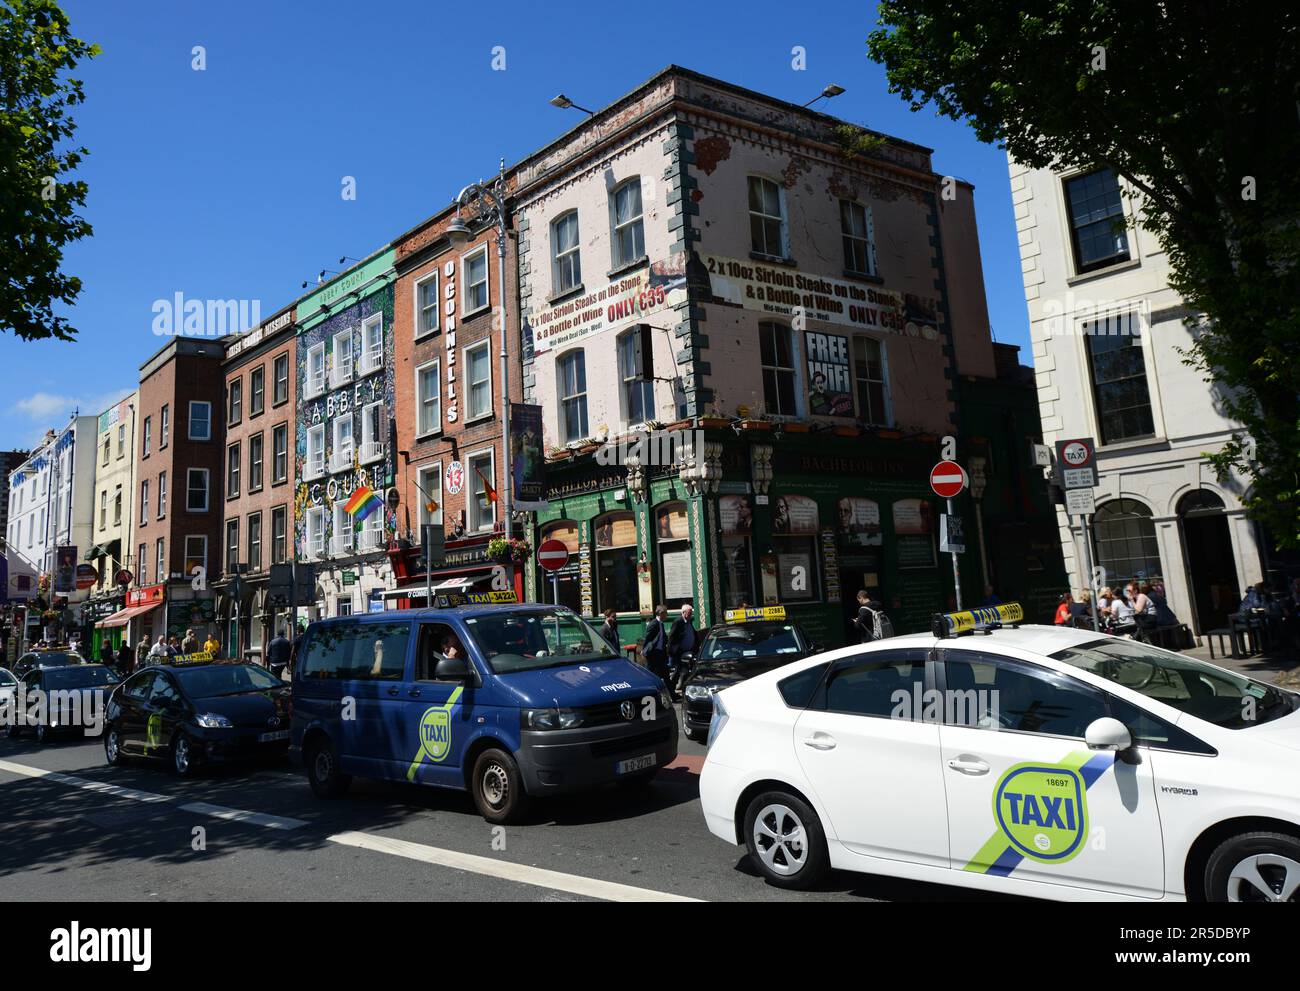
[537,539,571,572]
[930,462,967,499]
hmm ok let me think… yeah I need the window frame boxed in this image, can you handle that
[747,175,787,259]
[249,366,265,417]
[157,471,167,519]
[839,199,876,277]
[617,326,655,426]
[248,432,264,492]
[556,348,588,443]
[416,461,444,528]
[228,377,242,426]
[463,340,493,422]
[1063,168,1132,275]
[188,401,211,441]
[160,404,170,447]
[550,210,582,296]
[183,535,207,581]
[413,269,440,338]
[272,423,288,484]
[226,441,241,499]
[609,178,645,269]
[186,468,209,513]
[759,321,799,417]
[415,358,442,438]
[247,511,263,572]
[273,352,290,406]
[466,447,496,533]
[461,244,490,317]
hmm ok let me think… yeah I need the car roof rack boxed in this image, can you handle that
[931,602,1025,639]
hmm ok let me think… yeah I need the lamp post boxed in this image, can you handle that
[446,162,512,549]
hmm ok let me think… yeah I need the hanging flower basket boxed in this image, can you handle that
[487,536,532,565]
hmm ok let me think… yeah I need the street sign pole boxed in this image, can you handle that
[947,497,962,612]
[1078,513,1101,632]
[422,525,433,611]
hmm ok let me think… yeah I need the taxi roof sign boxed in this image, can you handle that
[434,589,518,608]
[932,602,1024,638]
[724,605,786,624]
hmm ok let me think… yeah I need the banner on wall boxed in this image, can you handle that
[54,546,77,594]
[510,403,546,507]
[719,495,753,535]
[771,494,819,535]
[837,497,883,547]
[804,331,854,416]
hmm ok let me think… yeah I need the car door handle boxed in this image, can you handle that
[947,756,990,775]
[407,688,422,698]
[801,733,837,751]
[386,686,400,697]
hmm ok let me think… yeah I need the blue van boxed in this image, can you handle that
[289,599,678,823]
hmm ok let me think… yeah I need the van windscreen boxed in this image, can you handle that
[466,610,617,674]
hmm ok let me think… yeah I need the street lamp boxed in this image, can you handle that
[447,163,514,549]
[802,83,846,108]
[549,94,594,115]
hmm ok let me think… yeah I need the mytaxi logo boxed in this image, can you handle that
[993,764,1088,863]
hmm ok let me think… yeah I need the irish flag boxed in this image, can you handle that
[344,484,384,521]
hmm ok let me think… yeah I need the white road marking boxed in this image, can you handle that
[0,756,700,902]
[327,830,700,902]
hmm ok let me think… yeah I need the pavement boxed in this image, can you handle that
[0,706,1012,903]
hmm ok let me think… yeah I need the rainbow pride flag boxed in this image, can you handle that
[344,484,384,521]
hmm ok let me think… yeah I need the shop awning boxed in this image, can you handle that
[97,600,162,628]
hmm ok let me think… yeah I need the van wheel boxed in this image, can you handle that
[743,790,829,890]
[471,747,528,825]
[306,738,351,799]
[171,733,198,777]
[1205,831,1300,902]
[104,725,127,766]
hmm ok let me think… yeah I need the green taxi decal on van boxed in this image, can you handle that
[963,750,1115,876]
[406,687,464,781]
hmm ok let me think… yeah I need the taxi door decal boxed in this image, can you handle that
[406,686,464,782]
[962,749,1114,877]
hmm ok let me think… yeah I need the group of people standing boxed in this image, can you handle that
[93,628,222,678]
[595,604,700,698]
[1054,581,1178,636]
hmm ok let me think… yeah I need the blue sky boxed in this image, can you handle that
[0,0,1029,449]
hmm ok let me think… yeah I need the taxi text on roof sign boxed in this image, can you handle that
[723,605,787,624]
[932,602,1024,638]
[434,590,519,608]
[172,651,214,666]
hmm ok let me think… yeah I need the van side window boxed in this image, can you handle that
[300,622,412,680]
[415,623,467,682]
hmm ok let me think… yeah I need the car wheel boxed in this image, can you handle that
[470,747,529,825]
[743,791,829,890]
[35,723,50,745]
[1205,831,1300,902]
[170,732,198,778]
[306,738,351,799]
[104,725,127,766]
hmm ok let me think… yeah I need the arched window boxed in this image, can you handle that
[594,511,637,614]
[539,520,582,612]
[656,502,692,610]
[1092,498,1162,587]
[1177,489,1225,516]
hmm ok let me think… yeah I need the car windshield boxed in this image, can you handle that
[175,663,283,698]
[466,609,618,673]
[0,669,15,687]
[701,623,806,661]
[1051,638,1299,729]
[44,665,117,690]
[30,652,82,667]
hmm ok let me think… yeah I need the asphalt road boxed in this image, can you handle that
[0,708,1012,903]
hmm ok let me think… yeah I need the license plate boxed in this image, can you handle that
[258,730,289,743]
[616,753,656,775]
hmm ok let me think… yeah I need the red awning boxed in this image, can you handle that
[96,600,162,628]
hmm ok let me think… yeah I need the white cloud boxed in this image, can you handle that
[7,387,135,450]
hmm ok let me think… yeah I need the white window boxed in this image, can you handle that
[226,519,239,571]
[140,480,149,523]
[551,211,581,294]
[618,326,654,425]
[414,271,439,338]
[330,329,353,389]
[184,536,207,579]
[360,402,386,464]
[247,512,263,571]
[610,179,645,268]
[416,360,441,436]
[330,416,353,474]
[331,504,353,556]
[99,490,107,529]
[186,468,209,512]
[274,353,289,404]
[557,350,588,442]
[117,424,125,456]
[305,424,325,480]
[463,246,489,314]
[748,176,786,258]
[464,341,491,420]
[113,487,122,524]
[467,449,496,532]
[417,462,443,527]
[306,506,326,559]
[160,404,170,446]
[156,539,166,584]
[137,544,146,584]
[227,378,242,425]
[227,442,240,497]
[142,416,152,457]
[304,343,326,399]
[360,313,383,375]
[158,471,167,518]
[189,401,211,441]
[273,423,288,483]
[840,200,876,276]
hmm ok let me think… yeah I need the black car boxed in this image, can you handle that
[680,617,817,740]
[104,661,291,777]
[12,650,85,679]
[6,664,120,744]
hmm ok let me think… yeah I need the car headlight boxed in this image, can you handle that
[521,708,584,730]
[195,712,232,728]
[686,683,720,701]
[706,692,729,748]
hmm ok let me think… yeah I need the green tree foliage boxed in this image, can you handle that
[869,2,1299,547]
[0,0,98,341]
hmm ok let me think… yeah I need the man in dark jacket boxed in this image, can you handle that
[598,608,620,653]
[266,626,292,680]
[641,605,670,687]
[666,603,699,696]
[117,640,134,677]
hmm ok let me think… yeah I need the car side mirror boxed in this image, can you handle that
[810,642,824,653]
[1084,716,1132,753]
[434,653,472,683]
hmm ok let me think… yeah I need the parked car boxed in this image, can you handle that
[6,664,119,744]
[13,649,85,679]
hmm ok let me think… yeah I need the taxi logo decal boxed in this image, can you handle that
[993,764,1086,863]
[964,750,1114,876]
[406,687,464,781]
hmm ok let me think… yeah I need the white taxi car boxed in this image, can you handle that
[699,603,1300,902]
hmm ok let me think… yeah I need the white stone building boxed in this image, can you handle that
[1010,158,1265,635]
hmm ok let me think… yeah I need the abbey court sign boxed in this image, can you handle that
[701,254,941,342]
[530,256,688,355]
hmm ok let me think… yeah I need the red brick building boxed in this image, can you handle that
[132,337,226,648]
[214,307,297,659]
[388,191,523,601]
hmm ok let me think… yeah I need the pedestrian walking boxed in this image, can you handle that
[641,605,670,687]
[598,608,620,653]
[117,639,134,678]
[666,603,699,695]
[98,640,116,666]
[1054,593,1073,626]
[852,590,892,642]
[266,626,291,680]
